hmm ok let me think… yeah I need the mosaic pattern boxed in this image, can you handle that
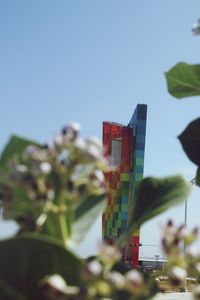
[102,104,147,267]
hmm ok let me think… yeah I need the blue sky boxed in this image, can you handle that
[1,0,200,258]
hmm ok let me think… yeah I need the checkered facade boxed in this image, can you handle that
[102,104,147,267]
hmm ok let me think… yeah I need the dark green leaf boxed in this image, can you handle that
[2,184,38,220]
[0,234,82,300]
[178,118,200,166]
[119,176,191,245]
[0,135,40,169]
[41,210,72,245]
[72,194,106,243]
[0,280,26,300]
[195,168,200,187]
[165,62,200,99]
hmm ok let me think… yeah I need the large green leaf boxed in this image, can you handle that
[0,280,26,300]
[178,118,200,166]
[195,168,200,187]
[0,234,82,300]
[71,193,106,243]
[0,134,40,169]
[165,62,200,99]
[119,176,191,245]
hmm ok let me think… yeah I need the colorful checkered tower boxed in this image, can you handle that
[102,104,147,268]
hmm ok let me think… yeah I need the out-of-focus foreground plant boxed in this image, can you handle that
[0,121,191,300]
[164,18,200,298]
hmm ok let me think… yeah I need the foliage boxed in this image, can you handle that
[0,121,191,299]
[164,20,200,297]
[165,62,200,99]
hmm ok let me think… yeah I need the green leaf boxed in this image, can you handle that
[2,184,38,220]
[195,168,200,187]
[165,62,200,99]
[41,209,73,246]
[0,280,26,300]
[119,176,191,245]
[0,234,82,300]
[178,118,200,166]
[0,134,40,169]
[71,194,106,243]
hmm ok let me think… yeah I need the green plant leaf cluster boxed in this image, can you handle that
[0,234,82,300]
[119,176,191,245]
[165,62,200,99]
[166,62,200,186]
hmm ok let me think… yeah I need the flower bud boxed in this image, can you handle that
[168,266,187,286]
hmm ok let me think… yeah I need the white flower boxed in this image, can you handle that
[126,270,143,287]
[87,136,102,150]
[74,137,87,151]
[92,170,104,183]
[107,271,125,289]
[169,266,186,282]
[16,165,27,173]
[68,121,81,133]
[99,243,122,264]
[192,19,200,35]
[87,261,102,275]
[87,144,102,160]
[54,134,63,145]
[40,162,52,174]
[26,145,37,155]
[40,274,79,295]
[186,245,200,258]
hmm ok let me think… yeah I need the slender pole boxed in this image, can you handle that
[182,178,195,292]
[183,199,188,292]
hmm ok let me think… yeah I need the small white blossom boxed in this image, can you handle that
[74,137,87,151]
[92,170,104,183]
[87,261,102,276]
[68,121,81,133]
[87,137,102,150]
[169,266,187,282]
[99,244,122,264]
[186,245,200,258]
[26,145,37,155]
[41,274,79,295]
[15,165,27,173]
[107,271,125,289]
[126,270,143,287]
[87,144,102,160]
[54,134,63,146]
[192,19,200,35]
[40,162,52,174]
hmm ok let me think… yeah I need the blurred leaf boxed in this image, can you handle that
[48,170,63,202]
[0,234,82,300]
[165,62,200,98]
[195,168,200,187]
[178,118,200,167]
[0,135,40,169]
[71,194,106,243]
[0,280,26,300]
[119,176,191,245]
[2,184,37,220]
[41,209,73,246]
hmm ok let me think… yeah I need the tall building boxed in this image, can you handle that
[102,104,147,267]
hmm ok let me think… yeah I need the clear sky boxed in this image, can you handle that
[1,0,200,258]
